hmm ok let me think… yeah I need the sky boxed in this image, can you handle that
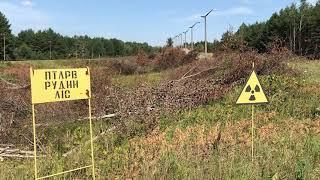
[0,0,318,46]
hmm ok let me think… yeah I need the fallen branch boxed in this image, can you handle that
[0,77,19,87]
[0,148,34,155]
[0,147,9,154]
[0,144,14,147]
[0,77,30,90]
[77,113,117,121]
[0,147,45,159]
[23,113,118,128]
[180,66,198,79]
[8,84,30,90]
[0,154,45,158]
[174,67,216,82]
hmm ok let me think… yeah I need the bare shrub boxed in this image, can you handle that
[168,50,293,85]
[148,53,156,60]
[136,51,149,66]
[110,60,138,75]
[0,49,295,146]
[154,48,185,70]
[219,51,294,84]
[180,50,199,65]
[167,58,219,80]
[90,67,113,116]
[266,38,294,60]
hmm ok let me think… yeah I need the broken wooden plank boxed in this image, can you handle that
[0,148,34,155]
[77,113,117,121]
[0,154,45,158]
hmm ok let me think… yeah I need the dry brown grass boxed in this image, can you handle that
[111,116,320,178]
[0,50,294,148]
[154,48,186,70]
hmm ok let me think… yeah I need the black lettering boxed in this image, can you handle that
[72,71,77,79]
[59,81,65,89]
[65,71,71,79]
[65,90,70,98]
[55,91,60,99]
[74,80,78,88]
[66,80,71,88]
[64,80,79,88]
[55,90,71,99]
[52,71,57,79]
[45,71,50,80]
[59,71,64,79]
[52,81,57,89]
[44,82,50,90]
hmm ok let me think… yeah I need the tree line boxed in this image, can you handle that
[178,0,319,58]
[217,0,320,58]
[0,12,157,61]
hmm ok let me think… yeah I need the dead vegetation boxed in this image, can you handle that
[0,48,294,148]
[102,115,320,178]
[90,49,294,139]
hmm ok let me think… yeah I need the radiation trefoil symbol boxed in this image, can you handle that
[236,71,268,105]
[246,84,260,101]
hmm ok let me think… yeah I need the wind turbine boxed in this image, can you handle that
[189,22,200,50]
[201,9,216,55]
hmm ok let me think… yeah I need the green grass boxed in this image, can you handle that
[0,73,18,83]
[123,72,320,179]
[0,59,75,69]
[112,72,165,89]
[0,59,97,69]
[1,60,320,179]
[0,57,135,69]
[289,60,320,84]
[0,61,14,68]
[0,119,112,179]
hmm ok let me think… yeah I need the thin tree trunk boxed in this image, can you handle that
[293,19,296,53]
[299,15,303,56]
[289,25,293,51]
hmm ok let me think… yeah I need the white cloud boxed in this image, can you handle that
[178,13,203,22]
[216,7,254,16]
[0,1,51,34]
[175,7,254,23]
[307,0,318,5]
[21,0,34,7]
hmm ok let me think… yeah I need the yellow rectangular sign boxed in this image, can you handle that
[30,67,91,104]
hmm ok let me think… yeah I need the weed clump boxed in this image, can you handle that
[135,51,149,67]
[110,60,138,75]
[108,48,198,75]
[169,51,294,85]
[154,48,186,70]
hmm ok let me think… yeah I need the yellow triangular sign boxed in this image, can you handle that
[236,71,268,104]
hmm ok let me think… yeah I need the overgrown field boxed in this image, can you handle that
[0,49,319,179]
